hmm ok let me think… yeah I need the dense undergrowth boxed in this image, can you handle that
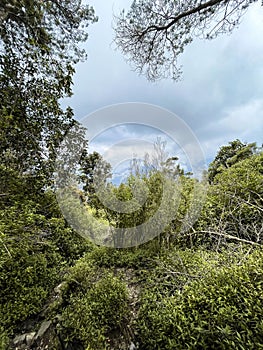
[0,148,262,349]
[1,2,262,349]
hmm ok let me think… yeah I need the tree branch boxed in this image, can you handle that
[191,229,261,246]
[139,0,229,36]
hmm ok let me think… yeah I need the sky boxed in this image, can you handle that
[62,0,263,181]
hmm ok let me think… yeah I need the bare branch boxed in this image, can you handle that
[114,0,258,80]
[191,228,261,246]
[139,0,228,37]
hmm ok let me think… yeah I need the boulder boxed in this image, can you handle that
[36,320,52,339]
[13,334,26,346]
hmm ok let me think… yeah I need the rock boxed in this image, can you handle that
[12,319,65,350]
[26,332,36,346]
[13,334,26,346]
[36,320,52,339]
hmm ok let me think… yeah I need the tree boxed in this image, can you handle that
[195,151,263,245]
[79,151,112,206]
[0,2,98,340]
[130,138,186,178]
[208,139,257,183]
[114,0,259,81]
[0,1,97,181]
[99,139,196,249]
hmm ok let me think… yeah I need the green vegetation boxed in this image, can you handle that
[1,148,262,349]
[137,248,263,350]
[1,1,262,349]
[59,265,129,349]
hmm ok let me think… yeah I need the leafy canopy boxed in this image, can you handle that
[0,0,97,180]
[208,139,257,183]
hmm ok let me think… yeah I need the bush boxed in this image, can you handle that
[0,187,93,337]
[0,244,60,332]
[0,327,8,350]
[0,204,61,335]
[195,152,263,245]
[58,261,129,349]
[136,248,263,349]
[85,244,158,269]
[47,217,94,265]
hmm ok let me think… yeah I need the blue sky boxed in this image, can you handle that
[62,0,263,181]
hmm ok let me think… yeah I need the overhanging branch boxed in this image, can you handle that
[140,0,229,36]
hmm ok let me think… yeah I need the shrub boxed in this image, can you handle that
[0,204,61,334]
[47,217,94,265]
[0,326,8,350]
[136,248,263,349]
[0,187,93,337]
[58,261,129,349]
[195,152,263,245]
[85,244,158,269]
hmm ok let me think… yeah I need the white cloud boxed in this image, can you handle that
[220,99,263,135]
[61,1,263,166]
[199,98,263,161]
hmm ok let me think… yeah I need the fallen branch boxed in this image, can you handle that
[189,228,261,246]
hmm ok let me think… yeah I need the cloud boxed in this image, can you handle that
[219,100,263,135]
[88,123,204,180]
[198,98,263,161]
[61,0,263,168]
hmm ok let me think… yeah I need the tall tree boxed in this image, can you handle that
[114,0,259,81]
[0,1,97,181]
[208,139,257,183]
[197,151,263,244]
[79,151,112,206]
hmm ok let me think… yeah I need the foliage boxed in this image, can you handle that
[141,247,225,296]
[94,170,195,248]
[136,247,263,349]
[0,165,93,260]
[57,261,129,349]
[208,139,257,184]
[1,63,262,350]
[0,326,9,350]
[0,1,106,347]
[79,150,112,207]
[196,151,263,244]
[0,165,44,209]
[0,0,97,181]
[80,244,159,270]
[0,202,61,333]
[114,0,258,81]
[0,0,97,64]
[75,139,198,248]
[0,167,93,338]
